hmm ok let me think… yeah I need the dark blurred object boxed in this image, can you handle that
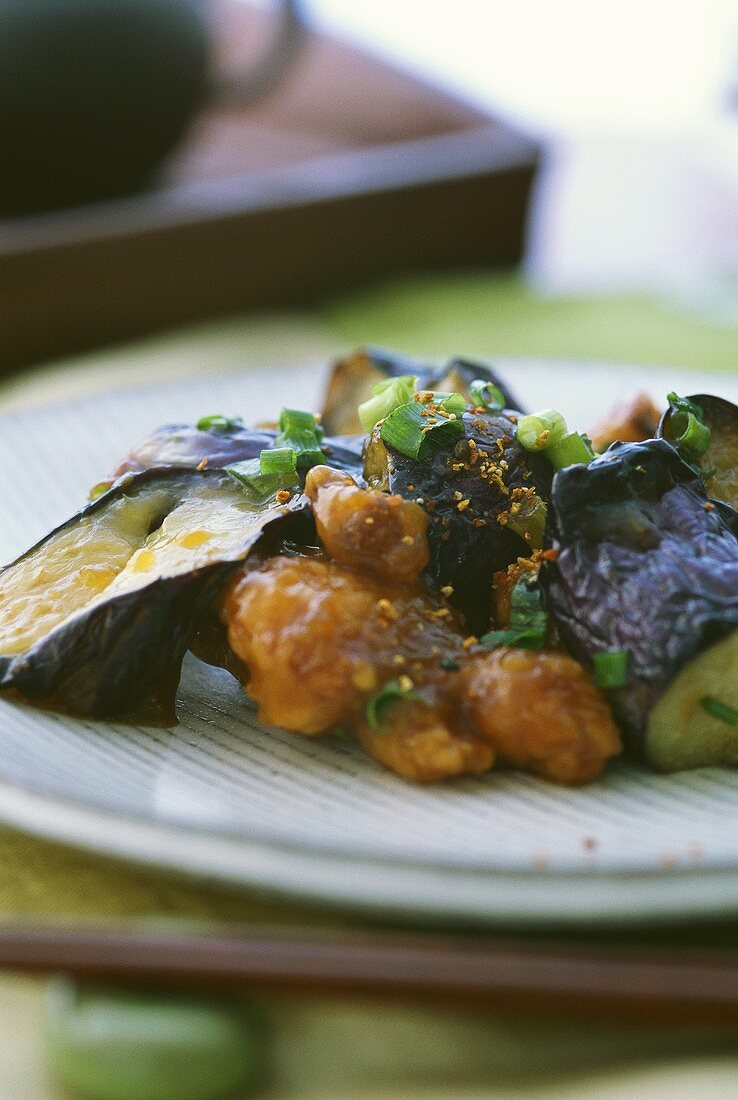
[0,1,538,372]
[2,921,738,1026]
[0,0,211,216]
[0,0,304,217]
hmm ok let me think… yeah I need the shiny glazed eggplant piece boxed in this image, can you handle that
[364,410,552,631]
[115,423,364,481]
[541,439,738,757]
[321,347,524,435]
[0,468,305,720]
[658,393,738,510]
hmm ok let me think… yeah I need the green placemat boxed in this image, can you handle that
[321,271,738,372]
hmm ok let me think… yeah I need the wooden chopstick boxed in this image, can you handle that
[0,923,736,1024]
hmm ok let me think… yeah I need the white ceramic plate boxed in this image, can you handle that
[1,359,737,927]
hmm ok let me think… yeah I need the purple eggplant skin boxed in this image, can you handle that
[115,424,365,480]
[365,410,552,633]
[0,468,307,722]
[541,438,738,751]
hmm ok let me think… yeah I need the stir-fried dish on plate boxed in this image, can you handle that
[0,349,736,786]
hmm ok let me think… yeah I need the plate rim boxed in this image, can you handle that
[1,773,738,928]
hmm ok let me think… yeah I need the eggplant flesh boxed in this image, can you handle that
[541,439,738,752]
[0,468,305,720]
[647,629,738,771]
[321,347,524,436]
[364,410,552,632]
[115,423,364,481]
[658,393,738,510]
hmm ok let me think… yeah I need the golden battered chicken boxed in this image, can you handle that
[305,465,429,583]
[355,698,495,783]
[461,648,621,785]
[221,465,620,785]
[223,555,464,733]
[588,391,662,452]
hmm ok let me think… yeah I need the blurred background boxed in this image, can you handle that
[0,1,737,1098]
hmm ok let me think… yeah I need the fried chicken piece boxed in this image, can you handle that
[222,555,465,736]
[588,391,662,452]
[355,699,495,783]
[305,466,429,583]
[461,648,621,785]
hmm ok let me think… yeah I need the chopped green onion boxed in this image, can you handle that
[479,580,547,651]
[380,401,465,460]
[259,447,297,476]
[547,431,596,469]
[700,697,738,726]
[469,378,505,411]
[196,414,243,432]
[279,407,321,435]
[275,408,325,470]
[88,480,113,501]
[667,392,711,459]
[593,649,630,688]
[516,409,568,452]
[415,391,467,418]
[366,679,421,733]
[509,580,547,633]
[478,626,545,652]
[505,495,547,549]
[358,374,417,432]
[226,457,298,499]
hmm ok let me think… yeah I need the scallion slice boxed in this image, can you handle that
[259,447,297,476]
[380,401,465,460]
[226,457,298,499]
[358,374,418,431]
[366,679,421,734]
[416,391,467,418]
[480,580,547,651]
[275,408,325,470]
[700,697,738,726]
[516,410,568,452]
[547,431,596,470]
[88,480,113,501]
[478,627,545,652]
[196,414,244,432]
[509,580,546,632]
[593,649,630,688]
[667,392,711,459]
[505,496,547,549]
[469,378,505,412]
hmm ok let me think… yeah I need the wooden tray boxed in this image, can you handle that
[0,2,538,371]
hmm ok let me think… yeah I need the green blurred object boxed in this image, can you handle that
[44,978,266,1100]
[321,271,738,373]
[0,0,210,216]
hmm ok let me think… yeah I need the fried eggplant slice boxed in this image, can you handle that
[658,393,738,510]
[646,630,738,771]
[321,347,524,435]
[541,439,738,756]
[364,410,552,631]
[0,468,305,720]
[115,423,364,481]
